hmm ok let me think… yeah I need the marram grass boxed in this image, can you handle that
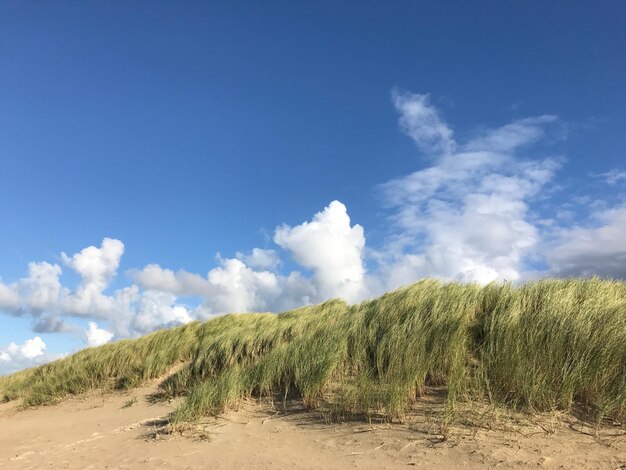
[1,279,624,426]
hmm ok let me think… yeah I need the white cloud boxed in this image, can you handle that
[593,169,626,185]
[61,238,124,316]
[465,116,558,153]
[0,336,65,375]
[62,238,124,288]
[85,322,114,347]
[107,285,140,338]
[379,91,561,286]
[134,259,275,314]
[133,264,183,294]
[236,248,280,271]
[19,336,46,359]
[547,204,626,278]
[274,200,367,303]
[132,291,193,334]
[1,336,46,370]
[392,89,455,156]
[131,201,371,315]
[133,255,310,317]
[20,262,65,312]
[0,281,19,311]
[205,257,282,313]
[0,239,195,341]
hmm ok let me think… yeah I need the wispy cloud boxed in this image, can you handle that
[592,169,626,185]
[392,89,456,156]
[378,91,562,286]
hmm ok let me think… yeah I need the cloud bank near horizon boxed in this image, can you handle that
[1,90,625,374]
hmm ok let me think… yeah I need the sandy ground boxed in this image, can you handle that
[1,381,625,469]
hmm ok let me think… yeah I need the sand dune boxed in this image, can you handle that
[1,378,624,469]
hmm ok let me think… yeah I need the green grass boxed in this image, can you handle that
[1,278,625,427]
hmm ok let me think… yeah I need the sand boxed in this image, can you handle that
[1,380,624,469]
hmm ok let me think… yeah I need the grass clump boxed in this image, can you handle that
[121,396,138,408]
[1,278,625,428]
[478,279,626,420]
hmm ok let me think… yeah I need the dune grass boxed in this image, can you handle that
[0,320,205,405]
[1,279,625,427]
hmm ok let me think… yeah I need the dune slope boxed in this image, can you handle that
[2,279,625,429]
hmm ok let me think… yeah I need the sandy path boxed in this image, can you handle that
[1,382,624,469]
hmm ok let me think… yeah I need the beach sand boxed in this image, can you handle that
[1,379,624,469]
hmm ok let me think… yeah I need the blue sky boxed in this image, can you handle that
[1,1,625,374]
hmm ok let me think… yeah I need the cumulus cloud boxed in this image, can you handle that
[274,200,367,303]
[236,248,280,271]
[133,258,284,315]
[20,262,65,313]
[0,336,63,375]
[61,238,124,316]
[62,238,123,288]
[132,291,193,334]
[18,336,46,359]
[133,204,370,315]
[0,262,67,318]
[0,281,19,311]
[205,257,283,313]
[133,264,184,295]
[0,239,127,323]
[133,255,316,317]
[85,322,114,347]
[0,239,191,342]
